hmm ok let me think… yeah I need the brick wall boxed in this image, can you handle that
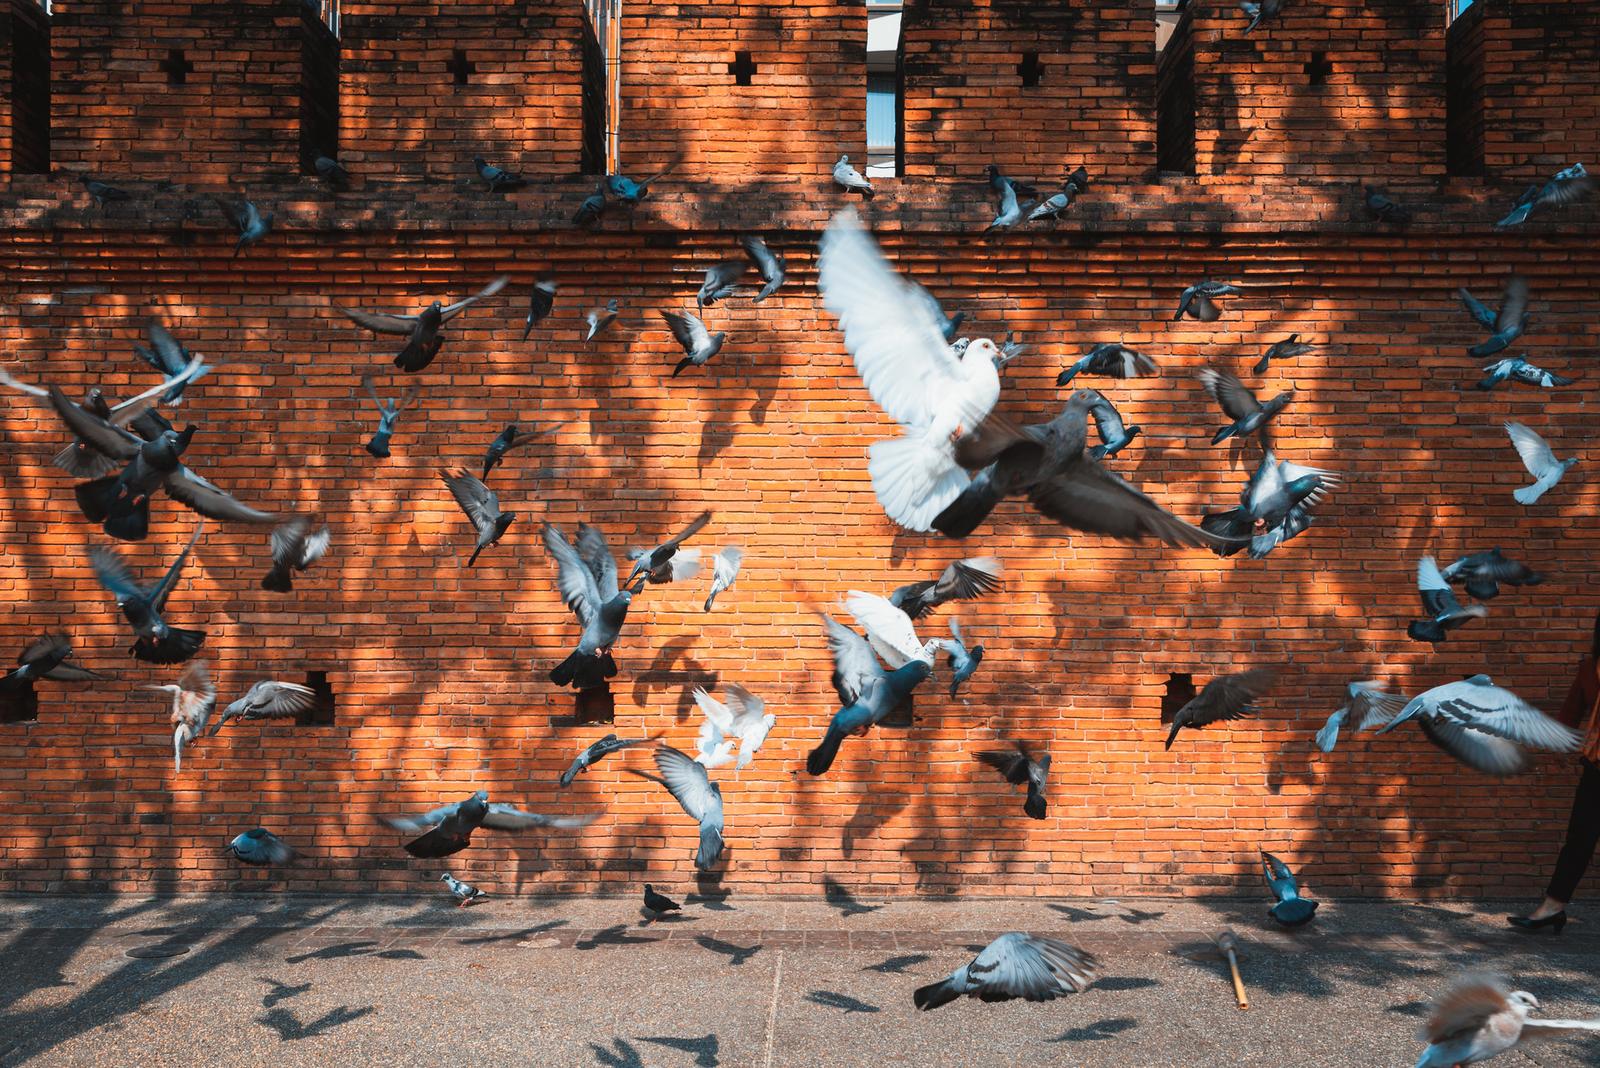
[1472,0,1600,183]
[1,1,1598,899]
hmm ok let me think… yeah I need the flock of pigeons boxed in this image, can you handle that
[10,75,1600,1056]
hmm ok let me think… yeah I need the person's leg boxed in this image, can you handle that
[1541,760,1600,912]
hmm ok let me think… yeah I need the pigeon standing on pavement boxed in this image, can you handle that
[1364,185,1411,226]
[1173,280,1240,321]
[1413,973,1600,1067]
[975,741,1048,819]
[943,619,984,697]
[474,156,527,192]
[584,299,620,342]
[643,884,681,916]
[441,470,515,566]
[740,235,786,302]
[833,154,874,198]
[1055,343,1158,387]
[338,276,509,372]
[440,873,487,907]
[888,557,1004,620]
[652,744,725,871]
[1496,162,1594,228]
[662,311,726,377]
[1198,368,1293,449]
[1165,668,1276,750]
[146,660,216,772]
[1504,421,1576,504]
[380,791,599,858]
[1260,851,1318,927]
[523,281,558,340]
[703,547,744,611]
[559,733,654,787]
[1253,334,1315,376]
[913,934,1098,1011]
[1476,356,1574,391]
[214,196,272,256]
[361,376,419,459]
[226,828,294,866]
[696,261,747,312]
[543,522,641,690]
[1459,276,1529,359]
[209,679,319,735]
[90,522,207,663]
[1440,548,1543,601]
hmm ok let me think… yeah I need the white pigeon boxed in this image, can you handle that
[844,591,945,669]
[1376,675,1582,775]
[704,546,744,611]
[145,660,218,773]
[1504,421,1577,504]
[1414,973,1600,1067]
[692,694,737,768]
[692,683,775,770]
[832,154,873,197]
[985,180,1021,232]
[818,209,1003,531]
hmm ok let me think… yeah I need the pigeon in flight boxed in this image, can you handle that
[1459,276,1529,358]
[703,547,744,611]
[1504,421,1576,504]
[584,299,620,342]
[90,522,207,663]
[133,322,210,406]
[80,175,130,208]
[1413,973,1600,1067]
[943,619,984,697]
[1496,162,1594,228]
[474,156,527,192]
[48,387,278,541]
[559,733,654,787]
[622,510,712,588]
[643,884,681,916]
[692,683,775,770]
[1087,394,1142,460]
[1260,851,1317,927]
[693,700,736,769]
[975,740,1048,819]
[262,517,330,593]
[1376,675,1582,768]
[1055,343,1157,387]
[1253,334,1315,376]
[1173,280,1240,321]
[1364,185,1411,226]
[338,276,509,372]
[832,154,874,198]
[806,609,935,776]
[913,933,1098,1011]
[226,828,294,866]
[441,470,515,567]
[696,261,747,312]
[1408,555,1488,644]
[818,209,1002,531]
[523,280,558,340]
[314,155,351,189]
[935,389,1233,549]
[1440,548,1542,601]
[1,635,103,688]
[440,873,487,907]
[1239,0,1284,33]
[627,545,702,586]
[740,235,786,302]
[361,375,419,458]
[1198,368,1292,449]
[888,557,1004,620]
[662,310,726,377]
[209,680,319,735]
[1314,679,1402,754]
[1165,668,1276,750]
[605,162,677,205]
[543,522,641,690]
[1201,450,1339,559]
[380,791,598,858]
[145,660,216,772]
[651,744,725,871]
[480,422,560,479]
[1477,355,1574,391]
[214,196,273,256]
[1332,680,1531,775]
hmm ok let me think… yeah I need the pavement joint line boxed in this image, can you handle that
[763,947,783,1068]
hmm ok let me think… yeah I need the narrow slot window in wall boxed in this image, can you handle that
[582,0,621,175]
[298,4,341,176]
[866,0,902,178]
[447,49,474,87]
[1018,51,1043,88]
[10,1,50,174]
[160,48,193,86]
[298,671,336,726]
[1304,51,1333,86]
[1155,3,1196,176]
[730,50,755,86]
[1445,0,1485,177]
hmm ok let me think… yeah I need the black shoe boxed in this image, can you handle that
[1507,912,1567,934]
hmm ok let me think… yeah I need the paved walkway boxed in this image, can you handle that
[1,894,1597,1066]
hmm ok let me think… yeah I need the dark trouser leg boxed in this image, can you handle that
[1546,760,1600,904]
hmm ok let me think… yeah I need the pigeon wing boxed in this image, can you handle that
[1424,976,1513,1044]
[575,524,620,601]
[1437,685,1582,752]
[1458,288,1498,330]
[441,471,501,538]
[844,591,926,668]
[1198,368,1261,420]
[89,546,145,603]
[1029,462,1229,549]
[970,934,1098,1001]
[437,276,510,323]
[381,800,464,835]
[543,524,601,625]
[655,744,715,823]
[338,306,419,335]
[149,522,205,612]
[1417,718,1529,776]
[48,386,142,460]
[165,468,279,524]
[820,613,882,706]
[1504,421,1557,478]
[934,557,1005,603]
[661,310,711,356]
[1495,275,1528,334]
[480,804,599,831]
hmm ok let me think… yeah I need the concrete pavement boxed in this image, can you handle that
[2,894,1598,1066]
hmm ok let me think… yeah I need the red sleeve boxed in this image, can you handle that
[1558,657,1598,729]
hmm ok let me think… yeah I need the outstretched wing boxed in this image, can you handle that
[480,804,600,831]
[48,386,142,460]
[1030,462,1229,549]
[969,934,1098,1000]
[819,612,881,706]
[576,524,620,601]
[338,306,419,335]
[844,591,926,668]
[165,468,279,524]
[150,522,206,613]
[438,276,511,324]
[543,523,601,625]
[1198,368,1260,421]
[1504,421,1557,478]
[655,744,715,823]
[441,471,501,536]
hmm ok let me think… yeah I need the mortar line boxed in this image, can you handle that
[763,948,784,1068]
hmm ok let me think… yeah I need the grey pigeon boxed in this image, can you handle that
[740,235,786,302]
[833,154,873,197]
[90,522,207,663]
[1459,276,1529,358]
[975,740,1047,819]
[1164,668,1276,750]
[441,470,514,566]
[543,522,640,690]
[1201,450,1338,559]
[2,634,103,688]
[313,155,350,188]
[214,196,272,257]
[474,156,526,192]
[985,163,1037,200]
[643,884,680,915]
[626,545,703,587]
[1261,851,1317,927]
[1414,974,1600,1067]
[1056,343,1157,387]
[1240,0,1284,33]
[1504,420,1576,504]
[440,873,486,907]
[1441,548,1542,601]
[209,680,319,736]
[1253,334,1315,376]
[145,660,216,772]
[1364,185,1411,226]
[133,322,209,406]
[913,933,1097,1011]
[523,280,557,340]
[1314,679,1402,754]
[652,744,724,871]
[703,546,744,611]
[226,828,294,866]
[1024,169,1087,223]
[985,177,1023,232]
[605,163,677,205]
[696,261,746,312]
[1197,367,1292,449]
[559,733,653,787]
[1173,280,1240,321]
[662,310,726,377]
[1335,680,1534,776]
[584,299,619,342]
[574,183,607,227]
[1376,676,1582,777]
[1407,555,1486,643]
[80,175,130,207]
[806,610,934,776]
[998,331,1026,367]
[888,556,1004,620]
[1477,355,1574,391]
[380,790,598,858]
[481,422,558,479]
[622,510,712,588]
[338,276,509,372]
[261,517,331,593]
[1087,394,1142,460]
[943,618,984,697]
[1496,162,1594,228]
[361,375,419,458]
